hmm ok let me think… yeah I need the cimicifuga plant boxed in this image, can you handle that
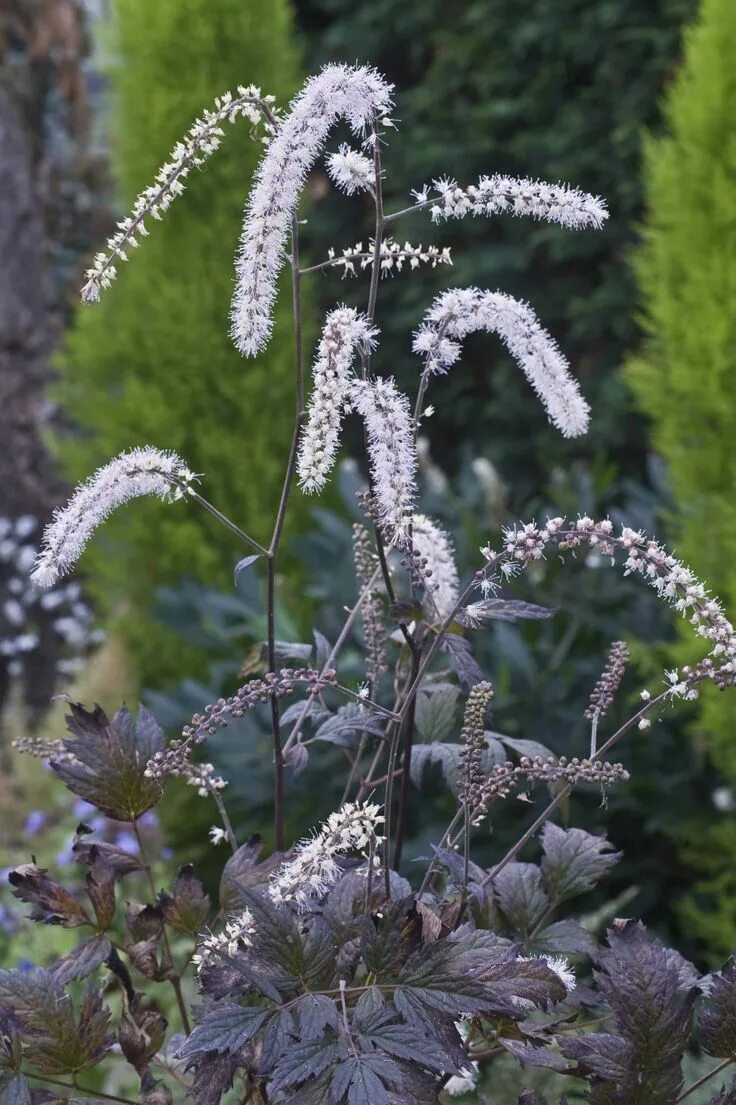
[7,64,736,1105]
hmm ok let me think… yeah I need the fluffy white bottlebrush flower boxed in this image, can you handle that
[31,447,195,588]
[414,173,608,230]
[413,287,590,438]
[231,64,394,356]
[297,307,378,493]
[191,908,256,976]
[411,514,460,621]
[268,801,384,910]
[326,142,375,196]
[349,377,417,538]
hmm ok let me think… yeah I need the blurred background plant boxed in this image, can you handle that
[2,0,736,1000]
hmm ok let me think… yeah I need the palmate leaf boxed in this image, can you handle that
[414,688,460,744]
[411,739,503,793]
[396,927,565,1018]
[268,1037,339,1096]
[257,1008,297,1076]
[561,921,695,1105]
[50,935,112,986]
[178,1004,269,1059]
[313,704,386,747]
[492,862,550,937]
[532,919,597,957]
[540,823,621,903]
[52,703,165,821]
[357,1019,463,1076]
[219,836,283,911]
[498,1037,573,1072]
[21,983,112,1075]
[295,995,339,1041]
[360,899,422,978]
[440,633,486,690]
[8,864,90,928]
[189,1052,239,1105]
[699,960,736,1058]
[160,865,211,934]
[331,1052,402,1105]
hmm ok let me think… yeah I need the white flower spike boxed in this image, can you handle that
[231,64,394,356]
[31,447,195,588]
[413,287,590,438]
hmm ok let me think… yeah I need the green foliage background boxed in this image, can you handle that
[625,0,736,953]
[295,0,696,502]
[41,0,736,962]
[56,0,306,686]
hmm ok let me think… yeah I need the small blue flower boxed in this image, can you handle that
[23,810,47,837]
[114,830,140,855]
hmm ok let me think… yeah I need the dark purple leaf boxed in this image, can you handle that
[540,823,621,902]
[160,864,210,934]
[50,935,111,985]
[700,960,736,1057]
[8,864,89,928]
[179,1004,269,1058]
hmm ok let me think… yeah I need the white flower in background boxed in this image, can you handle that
[411,514,460,621]
[350,378,417,537]
[415,173,608,230]
[712,787,736,813]
[326,143,375,195]
[31,447,196,588]
[298,307,378,493]
[268,801,384,909]
[192,909,256,975]
[209,826,229,846]
[0,515,102,685]
[413,287,590,438]
[444,1068,479,1097]
[231,63,394,356]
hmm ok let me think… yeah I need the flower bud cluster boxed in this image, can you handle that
[584,640,630,721]
[352,523,387,684]
[471,755,629,825]
[323,238,452,278]
[487,517,736,690]
[268,801,384,909]
[12,734,75,763]
[457,682,494,808]
[81,88,274,303]
[146,668,335,784]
